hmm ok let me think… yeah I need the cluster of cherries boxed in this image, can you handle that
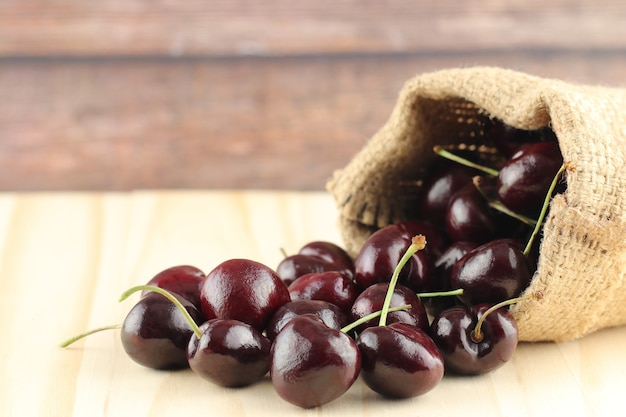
[62,119,568,409]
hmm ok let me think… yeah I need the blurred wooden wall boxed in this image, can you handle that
[1,1,625,191]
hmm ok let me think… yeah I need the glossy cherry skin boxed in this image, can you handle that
[276,254,344,287]
[265,299,349,341]
[298,241,355,276]
[287,271,358,314]
[187,319,271,387]
[350,283,429,333]
[418,162,475,229]
[140,265,206,312]
[423,241,478,316]
[200,259,290,332]
[120,292,204,370]
[450,239,531,306]
[430,304,519,375]
[357,323,444,398]
[445,183,498,244]
[353,223,436,293]
[270,315,361,409]
[497,141,563,215]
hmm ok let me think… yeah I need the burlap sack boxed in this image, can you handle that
[326,67,626,342]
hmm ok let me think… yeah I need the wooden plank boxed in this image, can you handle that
[1,0,626,57]
[0,191,624,416]
[1,51,625,191]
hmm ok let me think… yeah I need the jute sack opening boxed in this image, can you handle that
[327,67,626,342]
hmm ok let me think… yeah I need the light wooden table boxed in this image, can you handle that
[0,191,624,417]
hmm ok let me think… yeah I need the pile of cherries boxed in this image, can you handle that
[62,119,568,409]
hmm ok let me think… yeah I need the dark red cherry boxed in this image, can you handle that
[423,241,478,316]
[350,283,429,333]
[298,241,355,276]
[276,254,342,286]
[120,292,204,370]
[353,223,436,293]
[140,265,205,311]
[430,304,518,375]
[418,163,475,229]
[445,183,498,244]
[287,271,358,314]
[200,259,290,332]
[449,239,531,306]
[187,319,271,387]
[357,323,444,398]
[497,141,563,215]
[270,314,361,409]
[265,299,349,341]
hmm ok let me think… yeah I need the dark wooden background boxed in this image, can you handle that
[2,1,626,191]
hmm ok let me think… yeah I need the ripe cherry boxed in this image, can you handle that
[265,299,349,341]
[287,270,358,314]
[187,319,271,388]
[140,265,205,311]
[276,241,355,285]
[270,314,361,409]
[353,223,436,293]
[119,290,204,370]
[200,258,290,332]
[357,323,444,398]
[497,141,563,215]
[430,293,541,375]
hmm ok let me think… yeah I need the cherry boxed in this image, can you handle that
[200,259,290,332]
[357,323,444,398]
[430,293,540,375]
[119,290,204,370]
[353,223,436,293]
[265,299,349,341]
[449,238,531,306]
[287,271,358,314]
[187,319,271,388]
[140,265,206,312]
[445,182,499,244]
[270,314,361,409]
[350,283,429,333]
[297,241,355,276]
[276,241,355,286]
[418,162,475,229]
[497,141,563,215]
[483,117,540,158]
[423,240,478,316]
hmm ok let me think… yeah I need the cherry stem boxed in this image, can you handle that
[417,288,464,298]
[119,285,203,339]
[472,176,537,226]
[433,145,499,177]
[378,235,427,327]
[341,304,411,334]
[471,291,543,343]
[523,163,567,257]
[59,324,122,348]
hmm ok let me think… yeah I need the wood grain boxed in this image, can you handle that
[1,0,626,56]
[1,1,626,191]
[0,191,624,417]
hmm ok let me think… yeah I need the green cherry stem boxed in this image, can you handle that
[523,163,567,257]
[59,324,122,348]
[471,291,543,343]
[472,176,537,227]
[378,235,427,327]
[433,145,499,177]
[119,285,203,339]
[417,288,464,298]
[341,304,411,334]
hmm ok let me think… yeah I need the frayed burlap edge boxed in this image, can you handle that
[326,67,626,342]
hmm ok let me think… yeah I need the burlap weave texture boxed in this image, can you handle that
[327,67,626,342]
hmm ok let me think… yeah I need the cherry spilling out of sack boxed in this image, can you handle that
[61,118,568,409]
